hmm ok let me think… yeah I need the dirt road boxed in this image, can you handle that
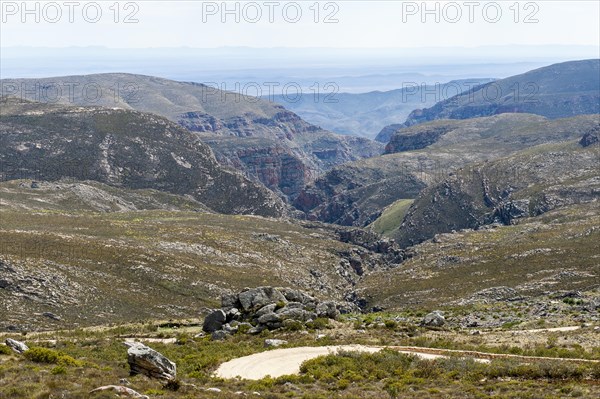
[214,343,599,380]
[214,345,486,380]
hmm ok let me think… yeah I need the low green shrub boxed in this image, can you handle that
[23,347,81,366]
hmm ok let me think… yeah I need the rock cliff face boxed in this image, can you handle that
[0,98,286,217]
[384,125,456,153]
[1,74,383,199]
[395,125,600,247]
[401,59,600,127]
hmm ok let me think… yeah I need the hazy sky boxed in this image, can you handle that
[1,1,599,49]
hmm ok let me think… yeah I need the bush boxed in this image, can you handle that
[51,365,67,375]
[0,345,12,355]
[23,347,81,366]
[164,379,181,391]
[306,318,330,330]
[384,320,397,329]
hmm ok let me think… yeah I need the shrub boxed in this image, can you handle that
[23,347,81,366]
[0,345,12,355]
[306,318,330,330]
[384,320,397,329]
[164,379,181,391]
[283,320,304,332]
[51,365,67,375]
[237,324,251,334]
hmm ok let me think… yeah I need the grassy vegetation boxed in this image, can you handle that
[0,198,359,330]
[370,199,414,236]
[1,319,599,399]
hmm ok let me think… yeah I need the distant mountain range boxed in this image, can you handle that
[398,59,600,128]
[270,79,494,139]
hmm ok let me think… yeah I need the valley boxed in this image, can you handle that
[1,58,599,398]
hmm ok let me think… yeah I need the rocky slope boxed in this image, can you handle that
[400,59,599,127]
[358,201,600,310]
[0,180,210,213]
[0,98,285,217]
[1,74,383,199]
[395,125,600,247]
[294,114,599,227]
[0,183,401,330]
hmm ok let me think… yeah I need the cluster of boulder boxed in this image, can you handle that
[203,287,342,339]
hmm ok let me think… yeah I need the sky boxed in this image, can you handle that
[1,0,599,49]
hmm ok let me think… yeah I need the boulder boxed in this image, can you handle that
[125,342,176,380]
[222,323,239,334]
[255,304,278,319]
[280,289,316,307]
[238,287,286,312]
[257,312,281,325]
[421,311,445,327]
[247,325,266,335]
[89,386,149,398]
[221,293,241,311]
[211,330,228,341]
[277,307,316,322]
[316,301,340,320]
[264,339,288,348]
[5,338,28,354]
[226,307,241,322]
[203,309,227,333]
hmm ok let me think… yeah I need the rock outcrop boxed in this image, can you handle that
[89,386,149,399]
[580,125,599,147]
[125,342,176,380]
[204,287,345,339]
[384,125,455,153]
[421,311,445,327]
[5,338,28,354]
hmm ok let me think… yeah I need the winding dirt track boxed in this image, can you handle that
[215,344,599,380]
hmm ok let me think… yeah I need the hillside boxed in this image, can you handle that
[0,177,406,330]
[395,128,600,247]
[358,201,599,310]
[401,59,599,127]
[294,114,599,227]
[1,74,383,198]
[0,98,285,217]
[269,79,494,139]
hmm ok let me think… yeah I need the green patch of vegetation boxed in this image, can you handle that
[0,345,12,355]
[23,347,82,367]
[370,199,414,236]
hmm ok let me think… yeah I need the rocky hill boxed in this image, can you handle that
[394,125,600,247]
[0,98,285,217]
[400,59,599,127]
[294,114,599,227]
[1,74,383,199]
